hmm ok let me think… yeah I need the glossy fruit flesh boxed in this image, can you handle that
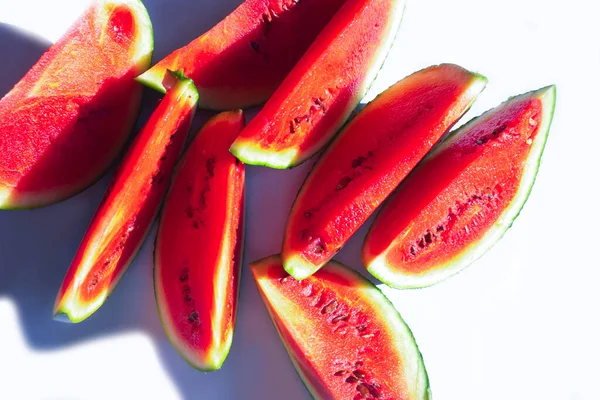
[155,111,245,371]
[137,0,347,110]
[282,64,487,280]
[251,255,430,400]
[0,0,153,209]
[53,73,198,323]
[230,0,406,169]
[363,86,556,288]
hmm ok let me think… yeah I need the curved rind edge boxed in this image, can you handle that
[0,0,154,210]
[53,76,199,323]
[152,112,245,371]
[366,85,557,289]
[282,65,487,281]
[229,0,407,169]
[251,255,431,400]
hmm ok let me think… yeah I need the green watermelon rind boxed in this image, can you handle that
[252,255,431,400]
[53,74,198,324]
[229,0,407,170]
[282,67,488,281]
[366,85,557,289]
[153,111,245,371]
[0,0,154,210]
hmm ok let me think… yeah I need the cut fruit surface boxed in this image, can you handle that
[137,0,347,110]
[0,0,153,209]
[282,64,487,280]
[53,72,198,323]
[155,111,245,371]
[251,255,430,400]
[230,0,406,169]
[363,86,556,289]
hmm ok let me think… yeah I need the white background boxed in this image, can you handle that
[0,0,598,399]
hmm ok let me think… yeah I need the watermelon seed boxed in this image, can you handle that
[529,117,537,126]
[409,245,417,256]
[356,324,367,332]
[192,221,200,229]
[206,158,216,178]
[352,156,367,168]
[336,176,352,191]
[353,370,366,380]
[250,41,260,53]
[334,370,346,376]
[356,383,370,397]
[332,314,348,323]
[321,300,338,314]
[424,232,433,244]
[179,268,189,282]
[279,276,290,283]
[526,138,533,145]
[346,376,359,383]
[354,361,364,368]
[186,206,194,218]
[304,211,312,218]
[437,225,445,232]
[361,333,375,339]
[492,124,507,137]
[188,311,200,325]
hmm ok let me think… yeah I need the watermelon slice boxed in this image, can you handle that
[0,0,153,209]
[282,64,487,280]
[230,0,406,169]
[53,72,198,323]
[363,86,556,289]
[154,111,245,371]
[251,255,431,399]
[136,0,347,110]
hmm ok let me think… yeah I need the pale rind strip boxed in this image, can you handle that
[368,85,557,289]
[0,0,154,210]
[154,113,244,371]
[252,255,431,400]
[230,0,406,169]
[284,71,488,280]
[54,77,198,323]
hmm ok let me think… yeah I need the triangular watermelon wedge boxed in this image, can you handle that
[0,0,153,209]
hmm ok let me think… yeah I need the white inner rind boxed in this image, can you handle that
[153,113,241,371]
[0,0,154,210]
[253,255,431,400]
[368,86,556,289]
[232,0,407,169]
[284,69,487,281]
[104,0,154,64]
[54,78,198,323]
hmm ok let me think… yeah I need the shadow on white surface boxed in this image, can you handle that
[0,6,321,397]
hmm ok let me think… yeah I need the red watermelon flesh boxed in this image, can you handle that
[0,0,153,209]
[230,0,406,169]
[136,0,347,110]
[53,72,198,323]
[282,64,487,280]
[154,111,245,371]
[363,86,556,289]
[252,255,431,400]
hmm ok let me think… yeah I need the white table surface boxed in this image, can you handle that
[0,0,598,399]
